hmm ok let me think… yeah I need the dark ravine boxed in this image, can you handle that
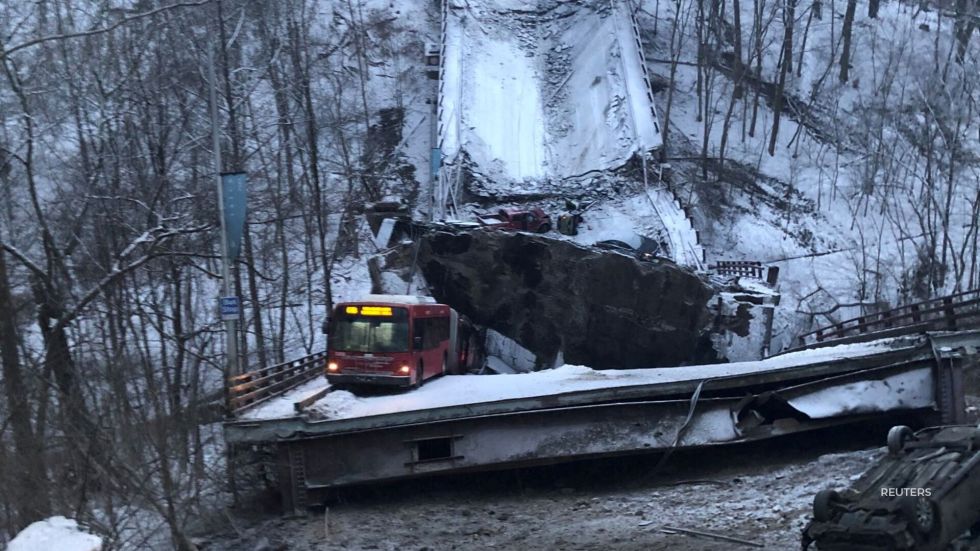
[418,230,720,369]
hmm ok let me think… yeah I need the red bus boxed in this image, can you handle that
[325,295,460,388]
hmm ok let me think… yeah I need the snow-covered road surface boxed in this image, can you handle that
[239,336,914,422]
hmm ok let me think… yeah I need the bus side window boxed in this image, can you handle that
[415,317,452,350]
[424,318,436,349]
[436,317,449,343]
[413,319,424,349]
[427,317,448,349]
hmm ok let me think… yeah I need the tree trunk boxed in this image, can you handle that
[696,0,706,122]
[797,5,815,77]
[769,0,796,155]
[840,0,857,83]
[868,0,880,18]
[0,245,51,530]
[733,0,745,99]
[954,0,978,63]
[660,0,686,160]
[290,19,334,317]
[784,0,796,75]
[749,0,765,137]
[243,222,268,369]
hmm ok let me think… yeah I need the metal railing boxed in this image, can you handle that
[794,289,980,350]
[710,260,780,284]
[623,0,662,136]
[228,351,326,414]
[712,260,764,279]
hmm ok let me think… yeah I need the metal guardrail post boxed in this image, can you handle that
[766,266,779,285]
[944,296,957,330]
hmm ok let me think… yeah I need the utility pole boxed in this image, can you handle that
[208,42,240,387]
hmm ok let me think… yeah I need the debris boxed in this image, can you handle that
[803,424,980,550]
[661,525,765,548]
[294,387,331,413]
[663,479,728,487]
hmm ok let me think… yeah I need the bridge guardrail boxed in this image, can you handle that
[228,351,326,414]
[792,289,980,351]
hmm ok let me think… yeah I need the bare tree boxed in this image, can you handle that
[839,0,857,83]
[769,0,796,155]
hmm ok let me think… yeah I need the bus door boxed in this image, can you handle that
[412,314,451,379]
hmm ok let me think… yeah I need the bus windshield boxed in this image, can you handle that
[331,306,410,353]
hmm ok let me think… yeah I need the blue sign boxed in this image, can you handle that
[220,296,240,320]
[221,172,247,261]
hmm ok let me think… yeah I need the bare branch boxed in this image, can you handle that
[52,224,210,332]
[0,242,48,283]
[0,0,216,60]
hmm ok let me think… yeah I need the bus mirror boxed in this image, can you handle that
[413,336,423,349]
[321,318,330,335]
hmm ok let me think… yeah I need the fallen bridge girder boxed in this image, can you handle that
[279,363,952,512]
[224,331,979,514]
[225,333,942,444]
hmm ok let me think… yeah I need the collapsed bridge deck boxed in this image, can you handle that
[437,0,662,203]
[224,330,978,513]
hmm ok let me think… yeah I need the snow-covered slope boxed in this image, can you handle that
[636,0,980,351]
[440,0,662,191]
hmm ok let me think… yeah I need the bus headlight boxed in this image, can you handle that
[398,365,410,374]
[327,362,339,372]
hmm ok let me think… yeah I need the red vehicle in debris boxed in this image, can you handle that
[325,295,473,389]
[476,207,552,233]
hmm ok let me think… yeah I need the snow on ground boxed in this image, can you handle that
[638,0,979,350]
[504,181,704,270]
[567,193,672,249]
[258,336,914,423]
[8,517,102,551]
[239,378,330,421]
[207,437,888,551]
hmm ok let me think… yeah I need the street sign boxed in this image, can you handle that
[220,296,241,320]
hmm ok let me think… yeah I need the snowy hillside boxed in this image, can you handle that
[0,0,977,547]
[634,0,980,350]
[441,0,662,192]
